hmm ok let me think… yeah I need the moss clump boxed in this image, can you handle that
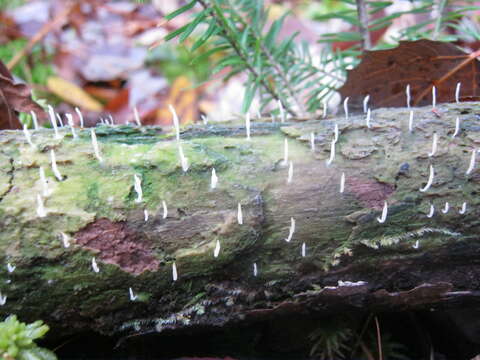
[0,315,57,360]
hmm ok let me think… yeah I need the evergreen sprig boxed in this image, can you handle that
[163,0,346,116]
[163,0,479,116]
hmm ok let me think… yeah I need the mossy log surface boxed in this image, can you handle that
[1,102,480,341]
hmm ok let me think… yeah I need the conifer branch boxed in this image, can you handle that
[197,0,298,116]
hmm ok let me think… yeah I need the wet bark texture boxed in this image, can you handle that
[1,102,480,344]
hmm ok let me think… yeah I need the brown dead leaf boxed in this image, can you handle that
[156,76,198,126]
[0,60,45,129]
[339,39,480,111]
[0,12,22,43]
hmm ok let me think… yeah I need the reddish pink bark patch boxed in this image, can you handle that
[346,178,394,209]
[75,218,159,275]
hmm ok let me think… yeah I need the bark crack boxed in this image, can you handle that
[0,155,14,204]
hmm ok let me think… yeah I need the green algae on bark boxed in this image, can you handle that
[1,103,480,340]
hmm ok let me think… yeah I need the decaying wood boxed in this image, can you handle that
[1,102,480,343]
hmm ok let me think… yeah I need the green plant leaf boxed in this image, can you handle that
[165,0,197,20]
[190,45,230,65]
[179,9,209,42]
[242,80,259,113]
[240,25,250,49]
[165,24,190,41]
[191,19,219,52]
[212,55,245,74]
[264,12,288,48]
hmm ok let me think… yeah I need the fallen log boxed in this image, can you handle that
[1,102,480,348]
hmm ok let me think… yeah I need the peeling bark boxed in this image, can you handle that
[1,102,480,345]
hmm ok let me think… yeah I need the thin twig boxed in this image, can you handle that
[258,42,306,115]
[7,2,75,70]
[350,313,373,358]
[432,0,448,40]
[414,48,480,105]
[0,86,14,129]
[227,1,306,115]
[360,341,376,360]
[374,316,383,360]
[225,0,303,113]
[228,0,336,115]
[315,66,345,83]
[356,0,371,50]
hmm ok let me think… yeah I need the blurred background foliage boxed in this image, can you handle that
[0,0,479,129]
